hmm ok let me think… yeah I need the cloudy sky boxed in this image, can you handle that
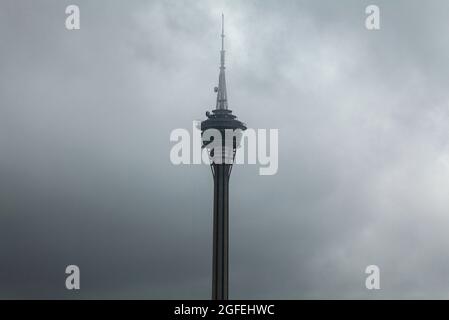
[1,0,449,299]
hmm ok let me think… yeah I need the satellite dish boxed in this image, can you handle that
[214,86,219,92]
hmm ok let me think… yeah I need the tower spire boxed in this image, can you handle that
[221,13,225,52]
[216,13,228,110]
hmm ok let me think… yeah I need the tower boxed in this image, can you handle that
[201,14,247,300]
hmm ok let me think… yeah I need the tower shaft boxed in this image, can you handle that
[211,163,231,300]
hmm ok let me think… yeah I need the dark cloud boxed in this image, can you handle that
[1,0,449,299]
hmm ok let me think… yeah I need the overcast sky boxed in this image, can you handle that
[1,0,449,299]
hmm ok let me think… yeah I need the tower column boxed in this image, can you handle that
[212,163,230,300]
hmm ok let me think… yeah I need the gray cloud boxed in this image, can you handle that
[1,0,449,299]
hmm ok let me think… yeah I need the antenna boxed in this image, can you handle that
[216,13,228,109]
[221,13,225,52]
